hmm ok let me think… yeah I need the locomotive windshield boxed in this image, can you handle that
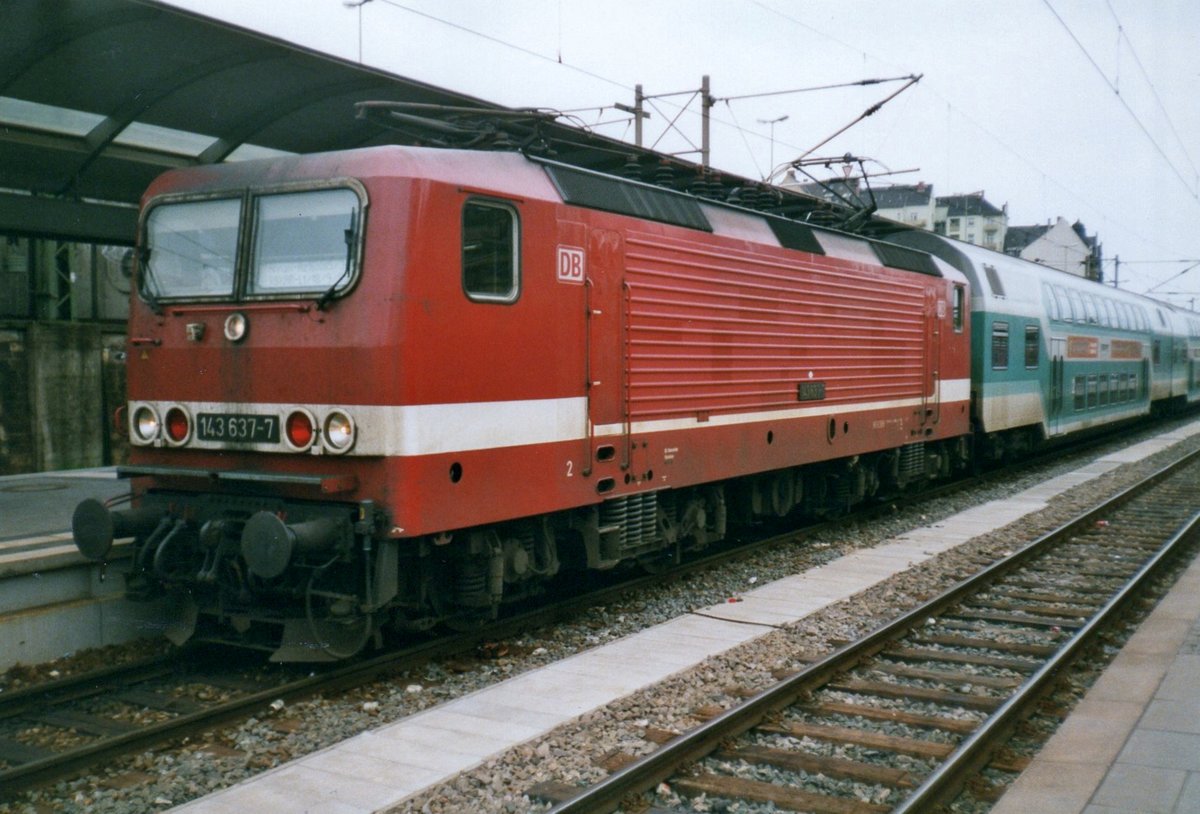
[143,198,240,299]
[141,184,363,302]
[249,189,360,295]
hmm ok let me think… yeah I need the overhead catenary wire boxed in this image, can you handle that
[1103,0,1200,187]
[360,0,1196,286]
[1042,0,1200,209]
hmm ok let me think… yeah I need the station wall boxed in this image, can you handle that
[0,236,130,475]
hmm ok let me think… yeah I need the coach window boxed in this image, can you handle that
[463,200,519,302]
[952,285,965,332]
[1043,284,1061,321]
[1053,286,1071,322]
[1073,376,1085,410]
[1025,325,1040,369]
[991,322,1009,370]
[1067,289,1085,323]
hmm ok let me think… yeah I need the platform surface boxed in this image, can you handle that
[0,467,128,543]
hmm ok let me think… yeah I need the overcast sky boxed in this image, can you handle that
[161,0,1200,308]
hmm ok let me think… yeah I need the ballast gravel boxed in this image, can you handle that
[2,420,1198,814]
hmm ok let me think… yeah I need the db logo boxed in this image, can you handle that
[556,246,585,284]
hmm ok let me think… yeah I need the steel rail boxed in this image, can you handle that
[0,654,175,720]
[894,511,1200,811]
[547,446,1200,813]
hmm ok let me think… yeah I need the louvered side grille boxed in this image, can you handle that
[624,232,928,421]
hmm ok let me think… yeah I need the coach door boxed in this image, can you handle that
[1049,336,1066,435]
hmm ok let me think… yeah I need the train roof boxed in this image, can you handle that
[143,144,965,286]
[891,229,1190,328]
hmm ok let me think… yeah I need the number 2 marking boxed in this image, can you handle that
[566,460,574,477]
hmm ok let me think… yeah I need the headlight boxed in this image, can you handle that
[322,410,356,453]
[223,312,248,342]
[132,406,160,443]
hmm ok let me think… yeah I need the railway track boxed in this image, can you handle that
[1,422,1190,803]
[0,648,304,795]
[543,447,1200,813]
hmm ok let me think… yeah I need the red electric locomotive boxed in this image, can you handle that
[73,144,971,660]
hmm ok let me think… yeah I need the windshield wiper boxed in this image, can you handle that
[315,210,358,312]
[138,246,163,315]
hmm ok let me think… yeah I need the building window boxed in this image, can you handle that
[992,322,1009,370]
[463,200,519,302]
[1025,325,1040,369]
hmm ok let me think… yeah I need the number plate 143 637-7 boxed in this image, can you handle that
[196,413,280,444]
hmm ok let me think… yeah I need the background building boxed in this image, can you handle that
[873,183,936,230]
[933,191,1008,252]
[1004,216,1103,280]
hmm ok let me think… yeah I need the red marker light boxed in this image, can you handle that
[286,411,315,450]
[165,407,189,443]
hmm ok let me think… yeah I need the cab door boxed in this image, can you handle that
[921,288,942,426]
[579,227,625,476]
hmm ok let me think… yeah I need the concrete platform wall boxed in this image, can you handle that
[0,322,128,475]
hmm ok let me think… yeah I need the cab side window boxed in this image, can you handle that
[463,200,519,302]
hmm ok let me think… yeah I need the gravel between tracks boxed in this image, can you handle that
[3,421,1198,814]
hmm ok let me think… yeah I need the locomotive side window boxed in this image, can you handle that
[952,285,964,332]
[463,200,519,302]
[991,322,1009,370]
[143,198,240,299]
[249,188,361,296]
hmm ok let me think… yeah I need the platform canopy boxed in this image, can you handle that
[0,0,514,245]
[1,0,868,247]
